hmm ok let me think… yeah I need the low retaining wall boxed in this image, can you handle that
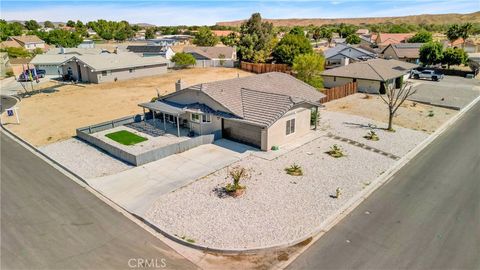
[76,115,217,166]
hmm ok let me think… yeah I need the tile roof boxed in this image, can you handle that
[376,33,415,46]
[383,43,423,59]
[162,72,325,127]
[211,30,235,37]
[0,40,22,48]
[184,46,235,59]
[9,35,45,44]
[322,58,418,81]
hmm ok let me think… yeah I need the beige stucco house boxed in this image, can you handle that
[5,35,46,50]
[322,59,418,94]
[382,43,423,63]
[139,72,325,150]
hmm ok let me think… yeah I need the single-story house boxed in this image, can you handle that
[126,45,176,60]
[139,72,325,150]
[322,58,418,94]
[31,51,168,83]
[374,33,415,49]
[77,39,95,49]
[183,46,237,68]
[382,43,423,63]
[356,29,370,35]
[324,44,376,68]
[212,30,235,37]
[4,35,46,51]
[31,47,105,75]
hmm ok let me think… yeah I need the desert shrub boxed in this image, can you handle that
[285,163,303,176]
[364,130,379,141]
[327,144,345,158]
[225,166,249,195]
[428,110,435,117]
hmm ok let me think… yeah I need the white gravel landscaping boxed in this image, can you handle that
[145,136,395,250]
[319,111,429,157]
[40,138,132,179]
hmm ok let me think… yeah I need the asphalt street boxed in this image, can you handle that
[288,101,480,270]
[0,131,197,270]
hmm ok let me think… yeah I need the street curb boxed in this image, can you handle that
[277,93,480,268]
[1,93,479,256]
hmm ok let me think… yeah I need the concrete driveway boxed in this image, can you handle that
[408,76,480,109]
[87,139,255,215]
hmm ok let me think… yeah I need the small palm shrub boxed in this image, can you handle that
[364,130,379,141]
[225,166,249,197]
[285,163,303,176]
[327,144,345,158]
[428,110,435,117]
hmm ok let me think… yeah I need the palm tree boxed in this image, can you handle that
[459,23,472,48]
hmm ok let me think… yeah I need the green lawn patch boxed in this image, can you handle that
[105,130,148,146]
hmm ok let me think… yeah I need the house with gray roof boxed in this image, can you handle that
[322,58,418,94]
[31,50,169,83]
[139,72,325,150]
[382,43,423,63]
[183,46,237,68]
[324,44,376,69]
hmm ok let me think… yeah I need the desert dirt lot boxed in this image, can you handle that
[324,93,458,133]
[3,68,253,146]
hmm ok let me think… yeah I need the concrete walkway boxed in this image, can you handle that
[87,139,255,215]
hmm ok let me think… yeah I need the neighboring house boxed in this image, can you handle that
[31,51,168,83]
[356,29,370,35]
[324,44,376,68]
[332,38,346,46]
[446,38,480,53]
[87,28,98,37]
[183,46,237,68]
[0,52,10,77]
[212,30,234,37]
[126,45,176,60]
[382,43,423,63]
[322,58,418,94]
[140,72,325,150]
[77,39,95,49]
[0,40,22,49]
[4,35,46,50]
[148,38,178,46]
[374,33,415,48]
[32,47,105,75]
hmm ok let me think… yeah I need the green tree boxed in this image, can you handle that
[273,33,313,65]
[289,26,304,36]
[220,32,239,47]
[442,47,468,69]
[419,41,443,66]
[446,24,461,43]
[320,27,334,47]
[459,23,472,47]
[237,13,275,63]
[171,52,196,68]
[24,20,40,31]
[336,23,357,38]
[43,20,54,28]
[145,28,155,39]
[114,29,127,41]
[407,31,433,43]
[66,20,76,27]
[42,29,83,47]
[312,27,321,43]
[345,34,361,44]
[0,20,23,40]
[76,20,84,29]
[193,27,219,46]
[0,47,31,58]
[292,53,325,89]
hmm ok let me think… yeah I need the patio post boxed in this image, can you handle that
[176,114,180,137]
[163,113,166,131]
[142,108,146,124]
[314,106,318,130]
[152,110,155,125]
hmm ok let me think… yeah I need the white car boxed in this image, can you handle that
[411,70,444,81]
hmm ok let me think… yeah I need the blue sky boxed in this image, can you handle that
[1,0,478,25]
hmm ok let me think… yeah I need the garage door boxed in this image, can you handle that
[222,119,262,148]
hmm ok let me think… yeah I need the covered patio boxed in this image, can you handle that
[139,101,187,137]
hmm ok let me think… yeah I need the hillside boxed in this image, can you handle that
[217,11,480,27]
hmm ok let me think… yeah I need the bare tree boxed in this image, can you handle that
[379,81,417,131]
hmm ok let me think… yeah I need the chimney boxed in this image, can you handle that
[60,47,66,54]
[175,79,185,92]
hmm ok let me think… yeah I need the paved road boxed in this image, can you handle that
[0,131,197,269]
[288,101,480,270]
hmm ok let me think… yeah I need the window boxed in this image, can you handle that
[102,70,112,76]
[202,114,211,123]
[129,68,135,73]
[286,119,295,135]
[334,76,337,82]
[191,113,200,123]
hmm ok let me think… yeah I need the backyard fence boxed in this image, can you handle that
[240,61,290,74]
[320,82,357,103]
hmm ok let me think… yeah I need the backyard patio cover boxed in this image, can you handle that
[138,101,184,136]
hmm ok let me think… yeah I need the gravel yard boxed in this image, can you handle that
[40,138,132,179]
[146,136,395,250]
[319,111,429,157]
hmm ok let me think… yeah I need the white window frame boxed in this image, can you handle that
[191,113,200,123]
[202,114,211,123]
[286,118,296,135]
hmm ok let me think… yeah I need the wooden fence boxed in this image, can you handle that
[240,61,290,74]
[320,82,357,103]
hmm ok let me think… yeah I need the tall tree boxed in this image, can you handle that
[273,33,313,65]
[24,20,40,30]
[292,53,325,89]
[192,26,219,46]
[43,20,55,28]
[145,28,155,39]
[312,27,322,46]
[442,47,468,69]
[407,30,433,43]
[220,32,239,47]
[237,13,275,63]
[320,27,333,47]
[289,26,305,36]
[345,34,361,44]
[446,24,461,43]
[419,41,443,66]
[379,82,417,131]
[459,23,472,48]
[66,20,76,27]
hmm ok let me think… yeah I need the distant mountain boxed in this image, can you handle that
[216,11,480,27]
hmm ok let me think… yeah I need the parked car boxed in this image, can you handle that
[411,69,444,81]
